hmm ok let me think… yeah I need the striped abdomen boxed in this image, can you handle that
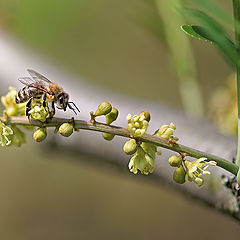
[15,86,39,104]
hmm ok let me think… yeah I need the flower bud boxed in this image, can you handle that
[95,102,112,116]
[123,139,138,155]
[59,123,74,137]
[173,165,186,184]
[106,108,119,124]
[168,154,182,167]
[102,132,115,141]
[33,128,47,142]
[139,111,151,122]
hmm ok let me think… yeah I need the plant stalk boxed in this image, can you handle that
[6,116,239,176]
[233,0,240,168]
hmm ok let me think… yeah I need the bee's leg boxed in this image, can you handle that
[42,93,47,108]
[26,97,33,119]
[48,102,55,119]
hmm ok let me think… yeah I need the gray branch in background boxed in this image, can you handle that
[0,30,239,221]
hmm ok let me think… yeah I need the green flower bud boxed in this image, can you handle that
[168,154,182,167]
[106,108,119,124]
[173,165,186,184]
[102,132,115,141]
[95,102,112,116]
[139,111,151,122]
[33,128,47,142]
[59,123,74,137]
[123,139,138,155]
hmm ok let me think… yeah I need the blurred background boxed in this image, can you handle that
[0,0,239,239]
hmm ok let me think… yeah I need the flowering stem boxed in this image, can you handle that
[5,116,239,176]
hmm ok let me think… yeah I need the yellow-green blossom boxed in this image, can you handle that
[126,113,148,137]
[29,100,49,122]
[0,122,13,146]
[154,122,178,141]
[1,87,26,116]
[184,157,217,187]
[128,144,156,175]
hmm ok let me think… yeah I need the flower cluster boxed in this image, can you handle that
[126,113,149,137]
[29,99,49,122]
[1,87,26,116]
[124,112,159,175]
[168,155,217,187]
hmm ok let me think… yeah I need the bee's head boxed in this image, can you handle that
[57,92,69,111]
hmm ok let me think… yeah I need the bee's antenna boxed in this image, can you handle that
[68,102,80,113]
[68,102,80,115]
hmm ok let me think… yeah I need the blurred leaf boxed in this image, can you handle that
[182,8,239,68]
[183,0,234,31]
[181,25,214,44]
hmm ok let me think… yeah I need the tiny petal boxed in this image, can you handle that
[195,177,204,187]
[133,115,140,122]
[209,161,217,166]
[126,113,132,121]
[134,122,140,128]
[139,115,145,121]
[203,170,211,175]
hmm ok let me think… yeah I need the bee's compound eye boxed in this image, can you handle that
[59,97,64,104]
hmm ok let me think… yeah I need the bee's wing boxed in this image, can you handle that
[27,69,52,83]
[18,77,49,93]
[18,77,39,86]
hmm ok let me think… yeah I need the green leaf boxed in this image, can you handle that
[184,0,234,31]
[181,25,214,44]
[181,8,239,68]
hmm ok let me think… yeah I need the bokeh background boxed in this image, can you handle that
[0,0,240,239]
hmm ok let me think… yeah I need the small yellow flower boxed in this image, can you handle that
[184,157,217,187]
[126,113,148,137]
[0,122,13,146]
[128,144,156,175]
[1,87,26,116]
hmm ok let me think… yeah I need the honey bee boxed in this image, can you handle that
[15,69,80,118]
